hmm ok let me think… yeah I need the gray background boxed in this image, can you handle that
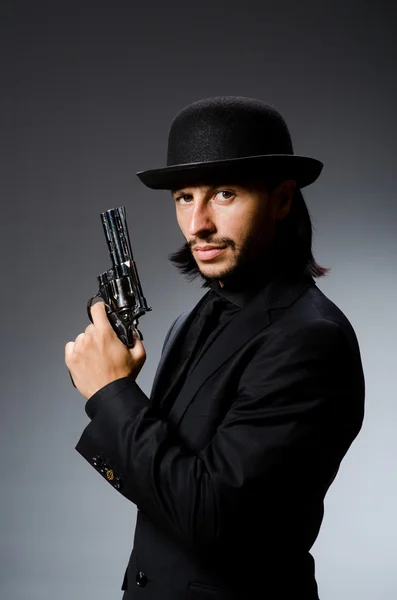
[1,1,396,598]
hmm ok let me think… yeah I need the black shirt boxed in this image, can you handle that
[159,260,274,418]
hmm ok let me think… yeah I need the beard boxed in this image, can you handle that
[169,225,276,288]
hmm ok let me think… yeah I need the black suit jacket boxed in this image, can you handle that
[76,273,365,599]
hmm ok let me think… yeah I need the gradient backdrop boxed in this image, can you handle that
[2,2,396,599]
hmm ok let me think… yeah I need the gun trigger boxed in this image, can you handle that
[87,296,96,323]
[135,328,143,341]
[87,293,102,323]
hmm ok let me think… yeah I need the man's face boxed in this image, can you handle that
[172,180,294,283]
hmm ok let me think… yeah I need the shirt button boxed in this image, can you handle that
[136,571,147,587]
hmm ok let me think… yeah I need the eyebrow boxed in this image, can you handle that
[171,184,233,197]
[171,189,188,196]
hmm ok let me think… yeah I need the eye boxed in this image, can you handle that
[175,194,193,205]
[214,190,235,202]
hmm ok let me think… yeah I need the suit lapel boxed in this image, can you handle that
[167,273,315,430]
[150,293,210,402]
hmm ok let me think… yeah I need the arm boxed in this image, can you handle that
[75,318,364,552]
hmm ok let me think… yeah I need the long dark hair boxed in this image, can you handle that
[169,183,330,288]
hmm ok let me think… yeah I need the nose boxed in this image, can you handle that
[187,201,216,238]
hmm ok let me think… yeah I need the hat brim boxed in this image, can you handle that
[136,155,323,190]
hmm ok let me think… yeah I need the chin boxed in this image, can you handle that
[197,260,239,281]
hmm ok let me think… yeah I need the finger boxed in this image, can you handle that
[129,336,146,362]
[65,341,74,363]
[85,323,95,336]
[90,300,112,331]
[73,332,85,350]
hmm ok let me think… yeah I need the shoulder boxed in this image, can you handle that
[285,282,362,355]
[242,304,364,398]
[250,276,363,366]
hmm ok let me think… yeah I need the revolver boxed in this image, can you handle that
[87,206,151,347]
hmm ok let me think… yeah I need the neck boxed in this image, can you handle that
[219,255,276,292]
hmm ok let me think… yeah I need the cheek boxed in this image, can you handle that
[175,210,188,237]
[230,210,270,252]
[214,205,250,241]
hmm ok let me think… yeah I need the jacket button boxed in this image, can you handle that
[136,571,147,587]
[92,455,102,468]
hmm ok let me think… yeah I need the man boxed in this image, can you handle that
[66,96,365,599]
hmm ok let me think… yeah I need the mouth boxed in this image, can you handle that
[193,246,226,261]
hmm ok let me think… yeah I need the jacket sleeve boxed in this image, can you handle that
[75,318,364,552]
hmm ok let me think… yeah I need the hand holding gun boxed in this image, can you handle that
[87,206,151,346]
[69,206,151,387]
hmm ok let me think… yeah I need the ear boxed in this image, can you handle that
[273,180,296,221]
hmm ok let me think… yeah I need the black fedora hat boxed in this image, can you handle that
[136,96,323,190]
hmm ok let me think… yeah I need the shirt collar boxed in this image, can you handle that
[210,258,275,309]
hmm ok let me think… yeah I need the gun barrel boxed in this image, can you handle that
[101,206,133,268]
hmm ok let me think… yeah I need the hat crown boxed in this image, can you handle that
[167,96,294,167]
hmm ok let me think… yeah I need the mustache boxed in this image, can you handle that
[188,237,236,251]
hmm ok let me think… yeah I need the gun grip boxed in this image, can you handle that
[87,294,141,347]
